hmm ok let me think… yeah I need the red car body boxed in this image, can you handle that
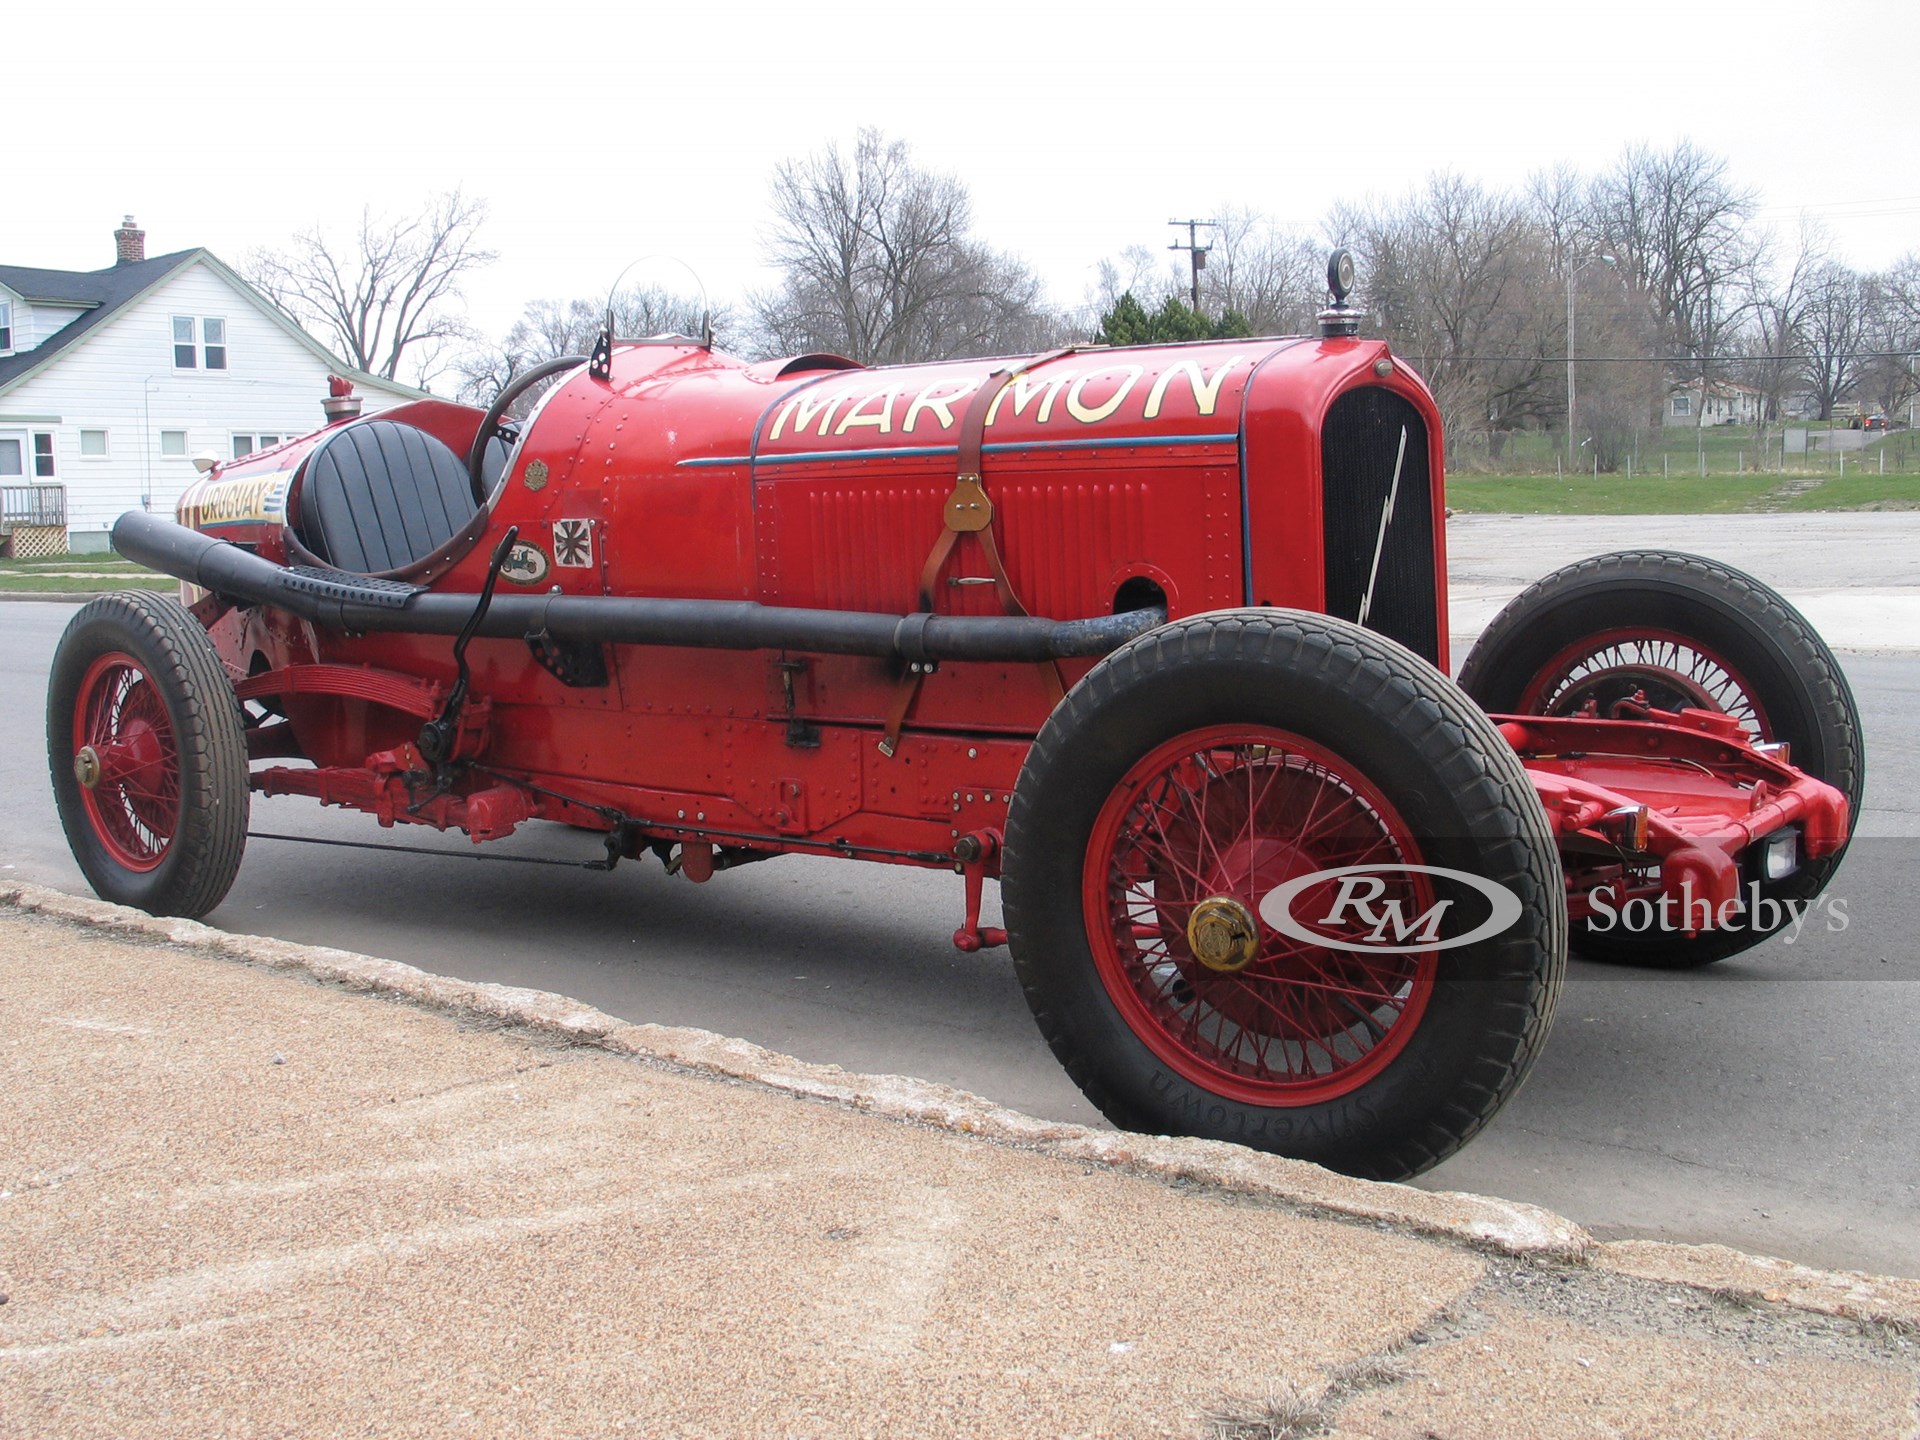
[58,303,1856,1178]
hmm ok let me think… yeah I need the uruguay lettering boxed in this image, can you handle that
[177,470,293,531]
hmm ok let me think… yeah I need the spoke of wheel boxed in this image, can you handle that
[1131,782,1219,896]
[1337,996,1392,1043]
[1208,973,1342,1070]
[1292,782,1372,853]
[1166,761,1232,884]
[1246,750,1259,902]
[1246,963,1410,1008]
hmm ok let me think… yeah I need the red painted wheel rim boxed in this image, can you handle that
[72,652,180,872]
[1518,627,1771,737]
[1082,725,1438,1106]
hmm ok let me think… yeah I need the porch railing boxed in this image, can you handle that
[1,484,66,529]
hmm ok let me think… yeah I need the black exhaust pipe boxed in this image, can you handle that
[114,510,1162,664]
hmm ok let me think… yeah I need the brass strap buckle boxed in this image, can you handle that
[944,474,993,533]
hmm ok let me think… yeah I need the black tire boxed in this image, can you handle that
[47,593,249,918]
[1002,610,1566,1181]
[1457,550,1862,968]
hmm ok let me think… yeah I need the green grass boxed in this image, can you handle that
[0,573,175,593]
[0,553,173,593]
[1447,465,1920,515]
[0,552,149,570]
[1778,474,1920,511]
[1446,474,1781,514]
[1449,421,1920,512]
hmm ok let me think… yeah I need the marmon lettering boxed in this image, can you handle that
[764,353,1250,445]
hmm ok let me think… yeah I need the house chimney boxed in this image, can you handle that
[114,216,146,265]
[322,375,363,424]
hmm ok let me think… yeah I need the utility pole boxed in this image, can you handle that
[1566,254,1615,464]
[1168,219,1217,315]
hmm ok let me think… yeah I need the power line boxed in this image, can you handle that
[1399,351,1918,365]
[1752,191,1920,214]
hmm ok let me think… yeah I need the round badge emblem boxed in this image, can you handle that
[500,541,551,586]
[523,459,550,491]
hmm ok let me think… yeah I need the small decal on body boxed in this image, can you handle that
[553,518,594,568]
[523,459,549,491]
[179,469,293,531]
[501,540,551,586]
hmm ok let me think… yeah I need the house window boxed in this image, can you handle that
[159,430,188,458]
[32,433,55,477]
[1672,395,1691,416]
[0,435,21,477]
[0,300,12,351]
[172,316,227,370]
[80,429,109,458]
[230,433,285,460]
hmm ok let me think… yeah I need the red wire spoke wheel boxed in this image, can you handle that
[1514,626,1771,737]
[1459,551,1862,968]
[1004,610,1564,1181]
[71,652,183,871]
[1085,726,1437,1106]
[48,594,249,918]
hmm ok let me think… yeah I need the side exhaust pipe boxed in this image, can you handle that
[114,510,1163,664]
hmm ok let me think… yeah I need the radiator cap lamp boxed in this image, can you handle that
[1318,248,1364,338]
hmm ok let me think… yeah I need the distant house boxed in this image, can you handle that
[0,217,423,552]
[1663,377,1764,428]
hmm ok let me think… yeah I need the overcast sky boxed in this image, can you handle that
[10,0,1916,353]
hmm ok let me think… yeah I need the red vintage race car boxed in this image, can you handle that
[47,257,1858,1180]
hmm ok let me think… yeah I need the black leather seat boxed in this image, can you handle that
[295,420,482,574]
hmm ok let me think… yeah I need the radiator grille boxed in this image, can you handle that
[1320,388,1438,664]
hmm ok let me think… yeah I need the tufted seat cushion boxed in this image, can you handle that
[294,420,482,575]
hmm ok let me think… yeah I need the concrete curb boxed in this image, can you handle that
[6,878,1917,1331]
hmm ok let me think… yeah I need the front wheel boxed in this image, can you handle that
[1002,611,1566,1181]
[47,593,249,918]
[1457,550,1862,968]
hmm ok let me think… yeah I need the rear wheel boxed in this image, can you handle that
[1457,550,1862,967]
[1003,610,1565,1181]
[47,593,249,918]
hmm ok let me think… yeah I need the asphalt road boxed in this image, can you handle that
[6,516,1917,1276]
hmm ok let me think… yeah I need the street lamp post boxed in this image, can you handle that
[1567,254,1617,464]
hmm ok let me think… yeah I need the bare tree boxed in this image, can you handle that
[455,286,726,408]
[1200,208,1324,335]
[1857,256,1920,423]
[1565,263,1660,473]
[1333,174,1562,462]
[1733,220,1826,446]
[1084,244,1182,325]
[1588,141,1760,363]
[1800,262,1871,421]
[748,129,1061,364]
[246,190,496,386]
[1525,163,1595,277]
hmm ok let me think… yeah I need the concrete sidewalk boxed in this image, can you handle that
[2,887,1916,1439]
[1444,512,1920,657]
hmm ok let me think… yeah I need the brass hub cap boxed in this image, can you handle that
[1187,895,1261,974]
[74,745,103,790]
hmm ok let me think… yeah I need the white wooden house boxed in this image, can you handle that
[1663,377,1764,428]
[0,218,423,552]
